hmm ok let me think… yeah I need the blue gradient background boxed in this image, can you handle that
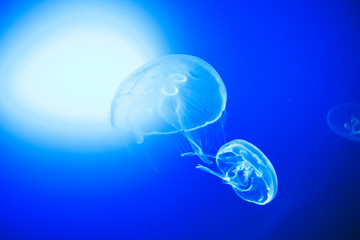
[1,0,360,239]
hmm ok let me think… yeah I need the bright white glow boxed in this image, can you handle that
[0,1,168,151]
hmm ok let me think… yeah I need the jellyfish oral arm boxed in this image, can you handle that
[196,162,253,189]
[181,152,216,159]
[196,164,225,180]
[180,152,198,157]
[181,131,212,164]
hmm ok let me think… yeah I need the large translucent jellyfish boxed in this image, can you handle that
[110,54,227,163]
[196,139,278,205]
[327,103,360,142]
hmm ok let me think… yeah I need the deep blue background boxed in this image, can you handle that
[1,0,360,239]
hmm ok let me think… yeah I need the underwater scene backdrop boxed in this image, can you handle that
[0,0,359,239]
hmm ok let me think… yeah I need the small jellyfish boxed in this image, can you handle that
[196,139,278,205]
[327,103,360,142]
[110,54,227,163]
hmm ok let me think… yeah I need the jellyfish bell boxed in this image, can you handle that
[196,139,278,205]
[327,103,360,142]
[110,54,227,163]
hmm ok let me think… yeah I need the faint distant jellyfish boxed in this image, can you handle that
[196,139,278,205]
[110,54,227,163]
[327,103,360,142]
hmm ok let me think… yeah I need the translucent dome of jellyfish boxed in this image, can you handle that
[327,103,360,142]
[196,140,278,205]
[110,54,227,163]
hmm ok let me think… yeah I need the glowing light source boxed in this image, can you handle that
[0,1,168,150]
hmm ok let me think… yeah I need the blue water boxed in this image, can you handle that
[0,0,360,239]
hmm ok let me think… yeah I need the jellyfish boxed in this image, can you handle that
[327,103,360,142]
[110,54,227,164]
[196,139,278,205]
